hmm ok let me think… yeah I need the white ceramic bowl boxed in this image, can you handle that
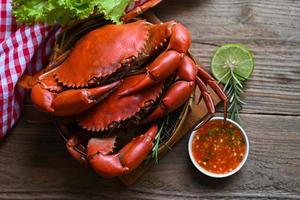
[188,116,249,178]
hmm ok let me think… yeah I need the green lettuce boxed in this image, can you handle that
[12,0,131,25]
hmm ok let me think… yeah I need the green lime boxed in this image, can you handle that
[211,44,254,84]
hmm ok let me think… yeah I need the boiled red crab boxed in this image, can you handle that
[27,19,227,178]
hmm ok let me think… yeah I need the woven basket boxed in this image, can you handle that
[50,12,219,185]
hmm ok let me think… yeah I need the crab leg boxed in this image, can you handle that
[197,67,228,118]
[146,56,218,122]
[87,124,158,178]
[145,56,196,122]
[195,77,215,114]
[178,56,215,114]
[122,0,162,22]
[31,80,121,116]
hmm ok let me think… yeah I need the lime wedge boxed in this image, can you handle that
[211,44,254,84]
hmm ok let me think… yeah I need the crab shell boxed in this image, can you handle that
[54,21,152,88]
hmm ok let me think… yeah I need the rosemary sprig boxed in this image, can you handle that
[220,70,246,122]
[152,112,179,164]
[152,115,169,164]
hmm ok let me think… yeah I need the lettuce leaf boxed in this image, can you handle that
[12,0,131,25]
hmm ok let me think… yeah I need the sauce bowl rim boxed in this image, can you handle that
[188,116,249,178]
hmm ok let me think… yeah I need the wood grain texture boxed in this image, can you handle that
[1,108,299,199]
[154,0,300,115]
[1,0,300,199]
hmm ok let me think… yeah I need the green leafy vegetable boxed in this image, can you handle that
[12,0,131,25]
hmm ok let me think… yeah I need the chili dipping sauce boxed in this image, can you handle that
[192,119,246,174]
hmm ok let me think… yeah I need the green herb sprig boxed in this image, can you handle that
[219,70,247,122]
[152,117,167,164]
[152,113,179,164]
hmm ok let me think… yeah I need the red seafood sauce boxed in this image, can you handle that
[192,120,246,174]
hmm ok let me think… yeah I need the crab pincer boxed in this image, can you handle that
[87,124,158,178]
[31,73,121,116]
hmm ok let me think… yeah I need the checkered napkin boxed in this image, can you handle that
[0,0,59,138]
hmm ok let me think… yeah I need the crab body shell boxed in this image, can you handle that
[79,74,164,132]
[55,20,155,87]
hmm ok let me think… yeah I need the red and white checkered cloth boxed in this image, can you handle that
[0,0,60,138]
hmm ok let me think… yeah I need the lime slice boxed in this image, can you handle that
[211,44,254,84]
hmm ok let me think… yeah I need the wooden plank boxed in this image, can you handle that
[152,0,300,115]
[2,0,300,199]
[193,41,300,115]
[0,108,299,199]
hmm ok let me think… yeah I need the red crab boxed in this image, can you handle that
[23,1,228,178]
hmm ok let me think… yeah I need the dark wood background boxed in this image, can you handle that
[1,0,300,199]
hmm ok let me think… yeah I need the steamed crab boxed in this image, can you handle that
[26,11,227,178]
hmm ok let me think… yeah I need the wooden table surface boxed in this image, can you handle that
[1,0,300,199]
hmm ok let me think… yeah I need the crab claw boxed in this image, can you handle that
[31,80,121,116]
[66,135,88,166]
[167,23,191,53]
[146,81,194,122]
[118,50,181,96]
[87,124,158,178]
